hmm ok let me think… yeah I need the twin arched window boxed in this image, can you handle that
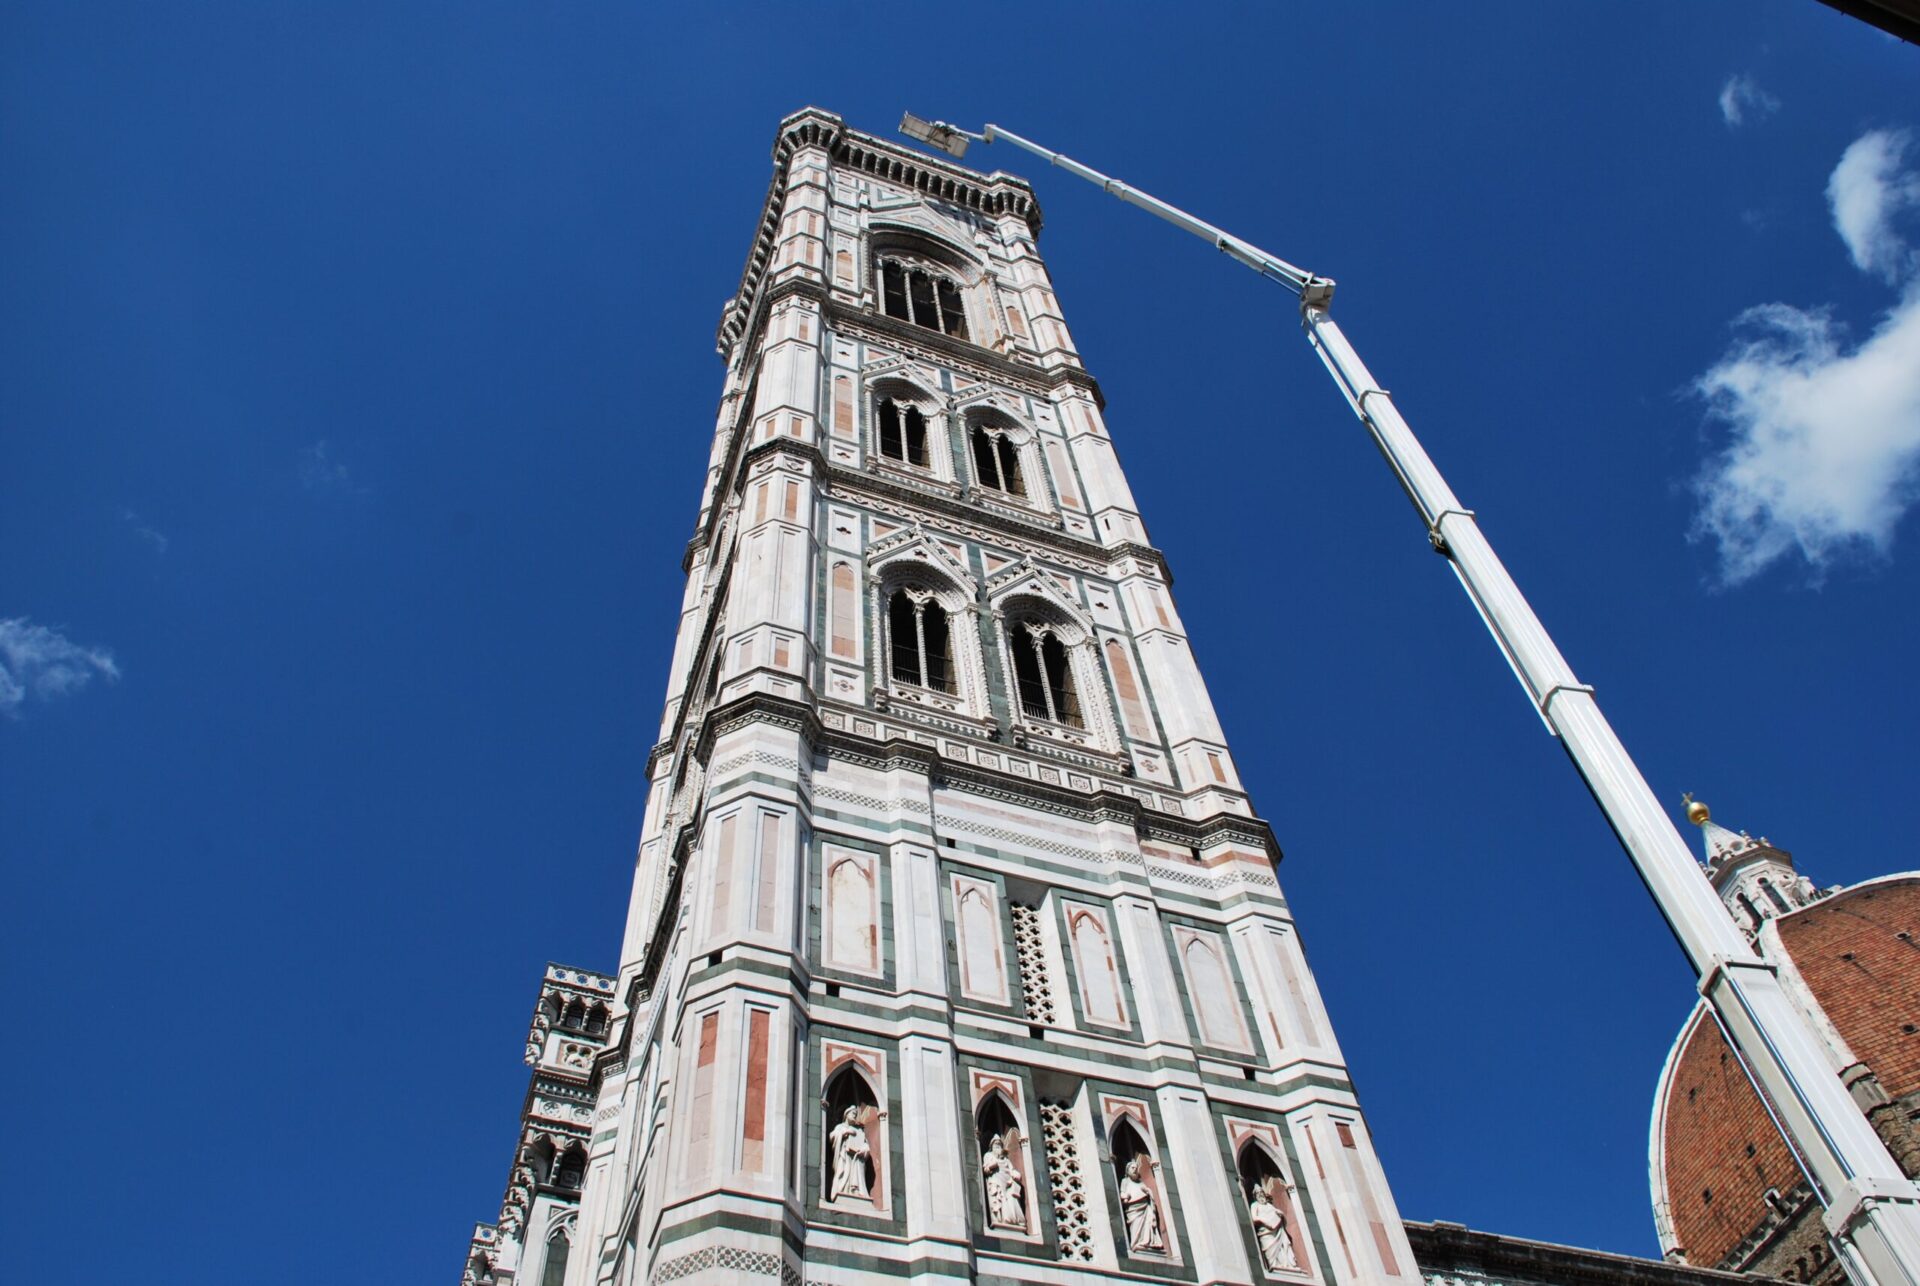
[1008,621,1079,727]
[876,397,929,467]
[884,585,1087,729]
[886,587,955,693]
[880,259,969,339]
[969,425,1026,497]
[556,997,609,1035]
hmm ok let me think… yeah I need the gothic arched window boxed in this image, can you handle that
[887,587,955,694]
[1007,620,1079,726]
[969,424,1027,497]
[1759,878,1791,913]
[880,258,968,339]
[539,1230,571,1286]
[875,396,930,468]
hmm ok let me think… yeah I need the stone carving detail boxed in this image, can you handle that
[1039,1099,1095,1262]
[653,1246,796,1282]
[1119,1157,1166,1254]
[1149,861,1282,892]
[812,783,931,815]
[1010,902,1055,1023]
[942,815,1102,862]
[982,1133,1027,1230]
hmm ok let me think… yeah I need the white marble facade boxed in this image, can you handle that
[465,108,1419,1286]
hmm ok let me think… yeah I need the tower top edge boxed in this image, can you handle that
[715,106,1046,359]
[773,106,1042,208]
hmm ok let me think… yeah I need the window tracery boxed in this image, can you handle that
[1008,620,1079,726]
[879,258,969,339]
[867,537,987,722]
[875,396,930,468]
[969,423,1027,497]
[886,586,955,694]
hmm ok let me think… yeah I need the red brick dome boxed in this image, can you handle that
[1651,876,1920,1282]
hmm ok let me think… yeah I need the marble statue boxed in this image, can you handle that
[828,1105,874,1202]
[982,1133,1026,1229]
[1119,1158,1165,1254]
[1250,1184,1298,1272]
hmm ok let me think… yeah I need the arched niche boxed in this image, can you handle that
[976,1090,1032,1233]
[1237,1139,1306,1276]
[822,1065,885,1211]
[1108,1115,1170,1257]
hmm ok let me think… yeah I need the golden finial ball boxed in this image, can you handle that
[1683,794,1710,826]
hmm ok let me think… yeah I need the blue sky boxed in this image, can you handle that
[4,4,1917,1281]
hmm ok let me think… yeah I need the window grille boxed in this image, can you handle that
[1010,902,1055,1024]
[1039,1099,1095,1261]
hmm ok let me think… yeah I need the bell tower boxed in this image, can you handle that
[508,107,1416,1286]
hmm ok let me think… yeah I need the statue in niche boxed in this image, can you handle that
[982,1134,1026,1230]
[1249,1183,1298,1272]
[828,1105,874,1202]
[1118,1158,1165,1254]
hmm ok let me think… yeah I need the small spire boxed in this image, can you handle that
[1683,792,1710,826]
[1699,819,1747,865]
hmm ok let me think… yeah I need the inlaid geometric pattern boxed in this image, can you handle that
[652,1246,799,1283]
[1011,902,1056,1024]
[1040,1098,1095,1262]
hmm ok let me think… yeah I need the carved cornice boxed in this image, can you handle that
[825,295,1104,406]
[636,689,1286,1002]
[825,464,1160,579]
[697,690,1278,850]
[725,269,1107,414]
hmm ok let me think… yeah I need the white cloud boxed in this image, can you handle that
[299,440,364,494]
[1691,128,1920,585]
[121,509,169,554]
[0,618,120,716]
[1827,129,1920,283]
[1718,74,1780,128]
